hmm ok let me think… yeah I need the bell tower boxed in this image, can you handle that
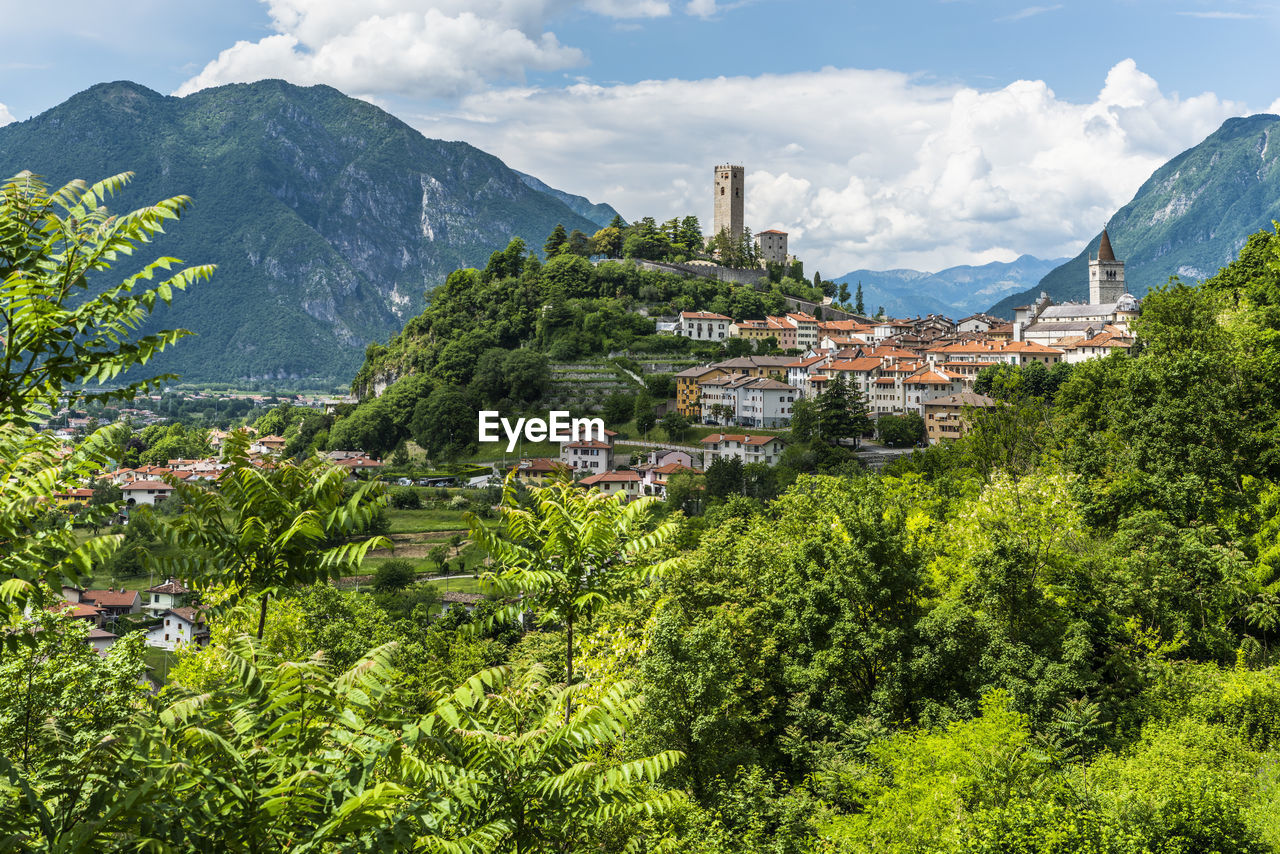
[1088,228,1125,304]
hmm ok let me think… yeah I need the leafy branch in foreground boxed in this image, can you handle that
[0,171,212,633]
[160,430,391,638]
[0,171,215,423]
[468,473,679,722]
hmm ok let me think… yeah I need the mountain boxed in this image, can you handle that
[514,171,621,229]
[0,80,607,386]
[833,255,1067,319]
[990,113,1280,317]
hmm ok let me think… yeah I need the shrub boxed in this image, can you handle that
[389,486,420,509]
[373,559,417,592]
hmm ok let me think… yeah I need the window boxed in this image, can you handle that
[164,634,169,642]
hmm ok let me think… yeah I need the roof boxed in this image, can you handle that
[166,606,205,624]
[924,392,999,409]
[121,479,174,491]
[514,457,565,474]
[83,589,141,608]
[1097,229,1116,262]
[443,592,485,605]
[581,470,642,485]
[147,578,190,595]
[757,228,788,235]
[652,462,698,475]
[907,370,957,385]
[87,627,117,640]
[828,357,883,372]
[674,365,725,379]
[680,311,732,321]
[49,601,103,619]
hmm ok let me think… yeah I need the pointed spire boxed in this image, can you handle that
[1098,228,1116,262]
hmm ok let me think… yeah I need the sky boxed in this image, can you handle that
[2,0,1279,275]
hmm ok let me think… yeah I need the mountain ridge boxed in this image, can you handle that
[990,113,1280,316]
[835,254,1067,319]
[0,79,607,385]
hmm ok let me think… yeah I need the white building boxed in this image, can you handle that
[144,577,191,618]
[121,480,175,506]
[699,374,799,428]
[673,311,733,341]
[144,606,208,651]
[559,427,617,473]
[700,433,788,466]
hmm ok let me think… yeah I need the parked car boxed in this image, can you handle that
[397,477,413,486]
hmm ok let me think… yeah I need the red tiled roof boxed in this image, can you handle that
[581,470,641,485]
[83,589,140,608]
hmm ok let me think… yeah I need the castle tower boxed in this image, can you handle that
[713,164,744,241]
[1088,229,1125,304]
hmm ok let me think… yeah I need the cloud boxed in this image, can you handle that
[418,60,1246,274]
[0,102,14,126]
[176,0,697,98]
[997,5,1063,22]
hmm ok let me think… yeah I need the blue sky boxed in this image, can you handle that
[3,0,1278,273]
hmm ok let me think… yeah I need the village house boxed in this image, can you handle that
[578,469,643,501]
[674,311,733,341]
[511,457,568,483]
[144,577,193,618]
[81,588,142,618]
[559,427,617,473]
[923,392,999,444]
[145,606,209,651]
[701,433,787,466]
[636,461,700,497]
[121,480,175,506]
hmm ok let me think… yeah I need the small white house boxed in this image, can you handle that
[121,480,175,506]
[144,607,208,651]
[144,577,191,618]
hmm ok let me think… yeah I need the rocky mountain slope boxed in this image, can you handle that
[990,113,1280,316]
[0,80,608,385]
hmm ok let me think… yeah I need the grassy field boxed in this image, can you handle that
[385,507,472,534]
[144,647,178,685]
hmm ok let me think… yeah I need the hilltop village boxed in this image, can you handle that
[503,167,1142,498]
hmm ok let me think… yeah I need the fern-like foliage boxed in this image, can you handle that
[158,430,390,636]
[467,472,680,714]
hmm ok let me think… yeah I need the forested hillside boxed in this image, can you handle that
[325,232,829,459]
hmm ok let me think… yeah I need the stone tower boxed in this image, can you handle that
[1088,228,1125,304]
[713,164,744,241]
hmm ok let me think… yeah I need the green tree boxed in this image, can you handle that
[410,385,477,461]
[878,411,926,447]
[374,558,417,592]
[855,281,865,315]
[468,474,678,721]
[161,432,389,638]
[543,222,568,257]
[660,411,692,442]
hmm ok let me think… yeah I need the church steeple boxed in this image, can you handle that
[1089,228,1125,304]
[1098,228,1116,262]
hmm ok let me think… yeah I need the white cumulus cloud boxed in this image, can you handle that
[176,0,694,99]
[418,60,1248,274]
[0,102,14,126]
